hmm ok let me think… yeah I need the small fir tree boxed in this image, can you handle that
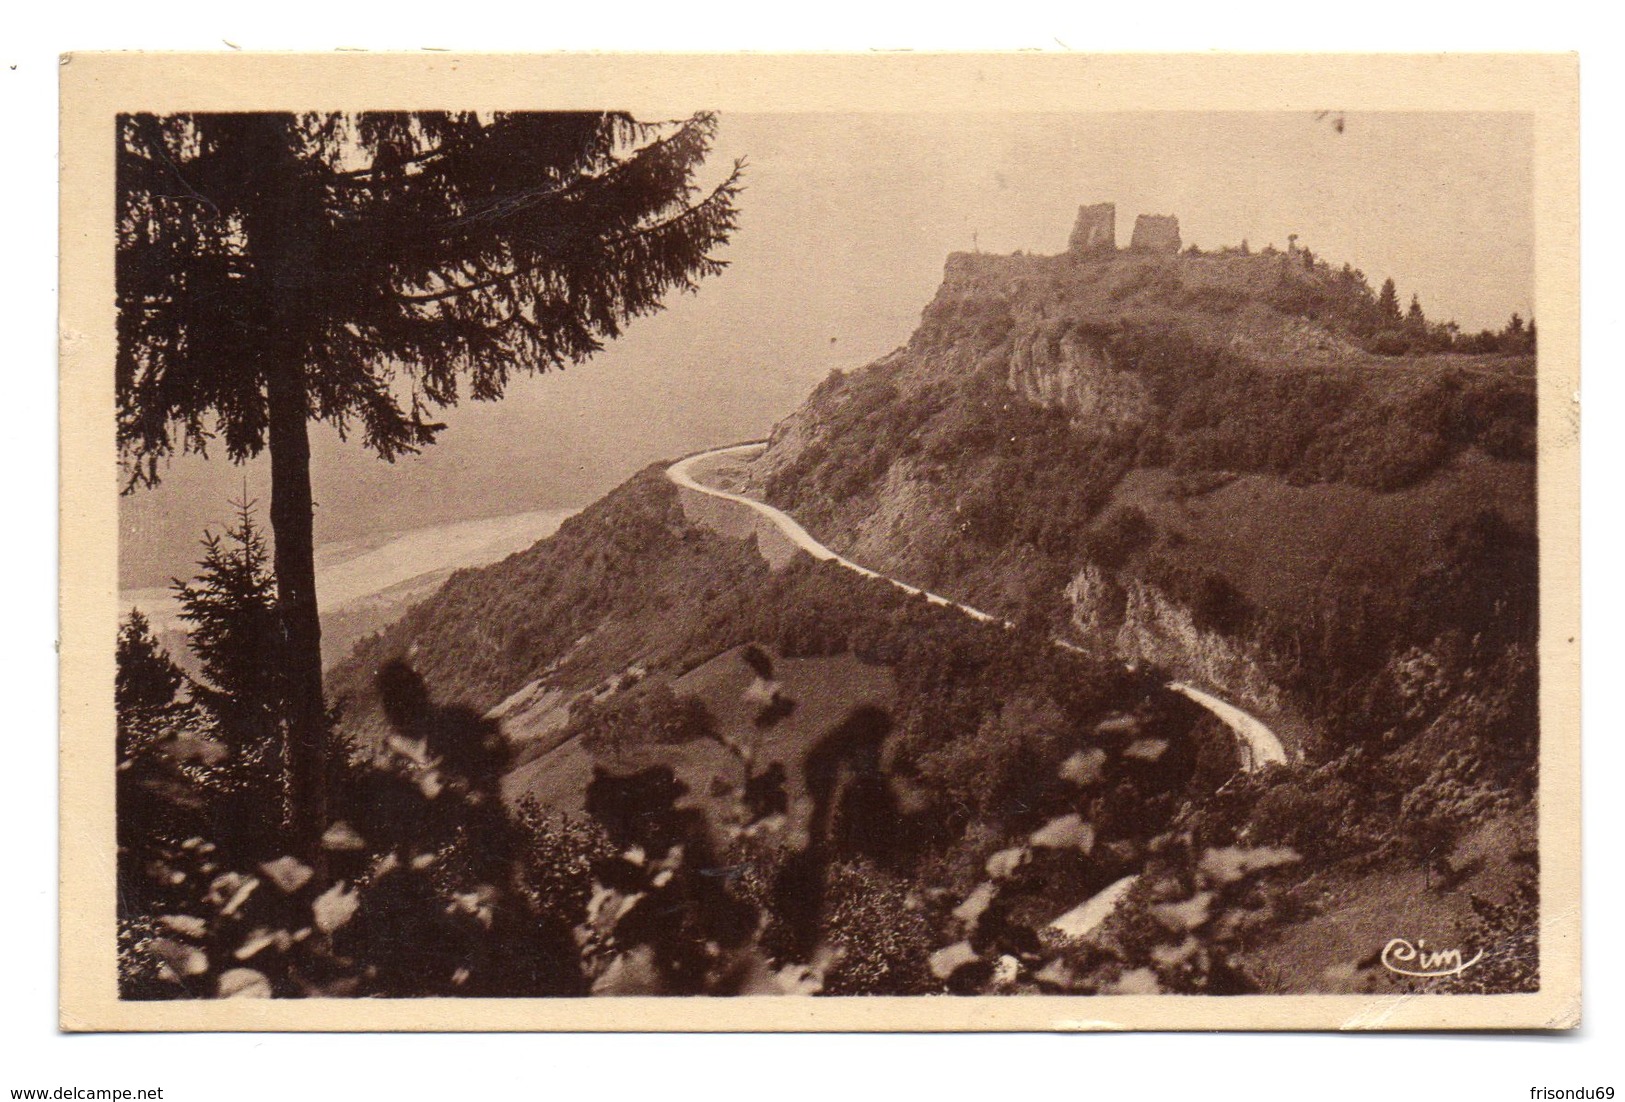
[171,499,287,824]
[170,498,290,849]
[172,497,283,723]
[115,609,184,723]
[1376,277,1403,325]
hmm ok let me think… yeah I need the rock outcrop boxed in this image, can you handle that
[1067,202,1117,254]
[1130,214,1181,253]
[1064,562,1287,721]
[1005,330,1151,429]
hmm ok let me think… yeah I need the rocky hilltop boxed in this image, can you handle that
[752,208,1536,751]
[732,211,1539,988]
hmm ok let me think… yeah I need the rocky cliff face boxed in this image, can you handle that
[747,230,1534,764]
[1065,563,1288,722]
[1005,328,1151,429]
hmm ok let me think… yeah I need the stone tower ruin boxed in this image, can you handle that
[1068,202,1117,254]
[1130,214,1181,253]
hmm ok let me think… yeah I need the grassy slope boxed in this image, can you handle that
[502,646,896,822]
[1226,809,1534,994]
[327,467,776,746]
[1105,447,1535,626]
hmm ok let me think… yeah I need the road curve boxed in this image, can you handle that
[668,444,1000,623]
[667,442,1286,772]
[1168,682,1287,768]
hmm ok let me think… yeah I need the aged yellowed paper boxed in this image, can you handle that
[61,51,1579,1030]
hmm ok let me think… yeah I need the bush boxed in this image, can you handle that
[1356,428,1449,491]
[1369,329,1414,356]
[514,802,615,932]
[1191,572,1251,635]
[913,690,1070,825]
[1082,506,1156,570]
[819,859,935,994]
[1250,771,1363,857]
[1450,881,1539,993]
[570,681,716,755]
[1268,278,1332,320]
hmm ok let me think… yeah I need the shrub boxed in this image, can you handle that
[571,681,716,755]
[1082,505,1156,570]
[1369,329,1414,356]
[819,859,935,994]
[1450,881,1539,993]
[913,691,1070,825]
[514,802,615,933]
[1250,771,1363,857]
[1180,283,1251,314]
[1268,277,1332,320]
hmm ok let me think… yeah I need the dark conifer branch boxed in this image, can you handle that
[116,108,743,857]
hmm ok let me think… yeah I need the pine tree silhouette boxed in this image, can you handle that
[118,112,744,854]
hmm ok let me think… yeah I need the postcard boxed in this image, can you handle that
[60,51,1579,1030]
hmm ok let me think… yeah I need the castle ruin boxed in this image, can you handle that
[1067,202,1117,254]
[1066,204,1183,257]
[1130,213,1182,254]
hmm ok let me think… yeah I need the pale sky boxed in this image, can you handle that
[120,111,1534,589]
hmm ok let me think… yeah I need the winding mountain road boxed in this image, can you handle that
[1166,682,1286,770]
[667,442,1287,771]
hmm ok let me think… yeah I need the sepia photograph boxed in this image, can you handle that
[59,52,1580,1032]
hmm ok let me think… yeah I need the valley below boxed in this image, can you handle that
[122,506,576,674]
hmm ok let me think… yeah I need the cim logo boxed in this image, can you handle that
[1380,937,1484,979]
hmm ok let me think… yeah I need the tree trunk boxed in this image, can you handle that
[265,363,328,861]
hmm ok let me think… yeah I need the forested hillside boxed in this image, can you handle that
[121,235,1540,1000]
[752,244,1537,753]
[736,241,1541,992]
[320,464,1250,995]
